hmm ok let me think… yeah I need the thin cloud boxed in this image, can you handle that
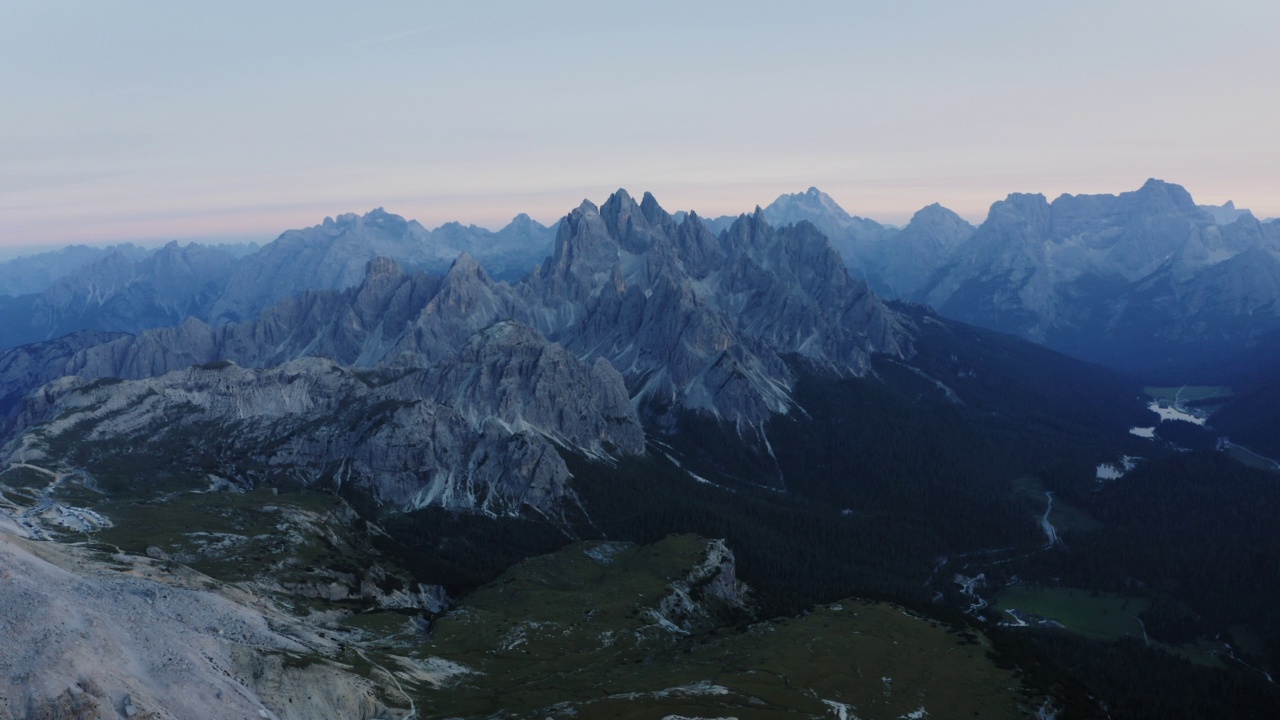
[345,25,441,49]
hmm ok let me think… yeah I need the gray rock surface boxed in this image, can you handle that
[6,337,643,514]
[0,525,409,720]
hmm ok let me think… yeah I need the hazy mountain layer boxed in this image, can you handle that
[0,242,239,350]
[0,243,151,297]
[920,179,1280,379]
[209,209,553,323]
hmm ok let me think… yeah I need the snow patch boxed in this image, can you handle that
[1129,426,1155,438]
[612,681,731,702]
[1148,400,1206,425]
[823,699,859,720]
[388,655,470,687]
[954,573,988,614]
[1096,455,1138,481]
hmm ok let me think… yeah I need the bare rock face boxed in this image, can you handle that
[524,190,907,425]
[387,254,530,365]
[0,530,410,720]
[411,321,646,456]
[6,333,643,515]
[647,538,752,634]
[0,330,126,417]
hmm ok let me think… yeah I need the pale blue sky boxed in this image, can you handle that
[2,0,1277,247]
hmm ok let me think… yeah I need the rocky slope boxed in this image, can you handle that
[4,326,643,515]
[0,520,411,720]
[417,534,1032,719]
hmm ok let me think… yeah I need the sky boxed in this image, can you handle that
[2,0,1278,250]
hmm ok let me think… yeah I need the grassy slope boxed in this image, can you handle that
[417,535,1031,719]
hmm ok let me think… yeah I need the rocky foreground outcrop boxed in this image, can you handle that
[0,519,410,720]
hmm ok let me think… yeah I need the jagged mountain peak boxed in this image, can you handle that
[1137,176,1191,196]
[1046,179,1202,221]
[723,206,772,245]
[603,187,637,206]
[639,191,672,227]
[600,188,646,230]
[910,202,966,223]
[1199,199,1256,226]
[501,212,545,233]
[328,207,414,230]
[1129,178,1200,214]
[924,177,1280,372]
[991,192,1050,214]
[527,190,906,423]
[757,189,896,292]
[308,208,427,240]
[766,187,854,222]
[440,252,490,285]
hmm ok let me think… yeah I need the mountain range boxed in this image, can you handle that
[4,179,1275,383]
[751,181,1280,381]
[0,190,910,519]
[0,211,555,350]
[2,183,1280,718]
